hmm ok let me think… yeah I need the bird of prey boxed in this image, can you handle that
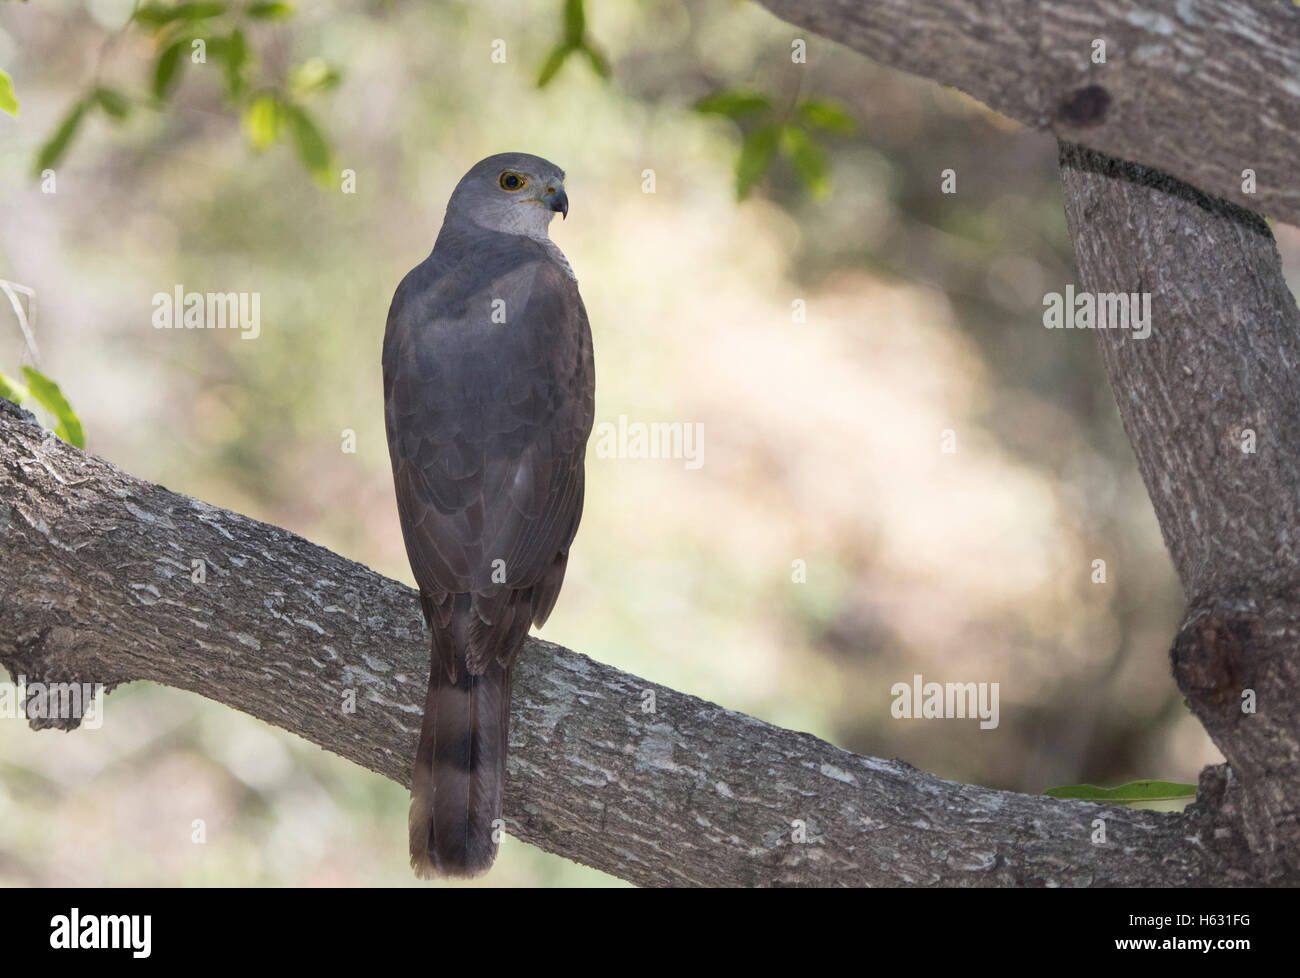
[383,153,595,879]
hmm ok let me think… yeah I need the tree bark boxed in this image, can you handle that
[1058,143,1300,883]
[753,0,1300,885]
[0,398,1240,886]
[755,0,1300,227]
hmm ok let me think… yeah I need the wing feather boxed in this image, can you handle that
[384,249,593,673]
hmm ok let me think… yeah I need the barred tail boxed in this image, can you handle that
[409,652,513,879]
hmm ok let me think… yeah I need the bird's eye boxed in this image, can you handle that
[499,171,527,192]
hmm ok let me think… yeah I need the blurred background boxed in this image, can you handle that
[2,0,1297,887]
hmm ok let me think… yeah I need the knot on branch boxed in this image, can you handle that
[1055,85,1110,128]
[0,625,113,732]
[1170,606,1256,716]
[1172,596,1300,883]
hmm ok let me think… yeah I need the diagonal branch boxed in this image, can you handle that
[1058,142,1300,883]
[755,0,1300,228]
[0,396,1238,886]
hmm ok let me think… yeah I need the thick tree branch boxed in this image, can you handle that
[1058,143,1300,882]
[0,398,1234,886]
[756,0,1300,228]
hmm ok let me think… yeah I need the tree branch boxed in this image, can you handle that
[0,397,1232,886]
[1058,143,1300,883]
[756,0,1300,228]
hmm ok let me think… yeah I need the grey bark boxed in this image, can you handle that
[1058,143,1300,883]
[752,0,1300,884]
[756,0,1300,228]
[0,399,1236,885]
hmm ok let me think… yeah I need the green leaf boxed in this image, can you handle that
[536,44,572,88]
[0,371,28,404]
[135,2,227,27]
[219,28,248,98]
[168,2,227,21]
[21,367,85,449]
[563,0,585,43]
[735,123,780,200]
[781,125,831,200]
[247,1,294,18]
[796,98,856,135]
[580,42,609,80]
[152,39,186,98]
[134,3,182,25]
[289,57,342,96]
[0,69,17,117]
[94,86,131,120]
[693,90,771,119]
[33,100,87,176]
[282,102,332,180]
[1044,780,1198,804]
[242,91,281,150]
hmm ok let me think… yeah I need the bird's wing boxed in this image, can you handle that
[383,256,594,672]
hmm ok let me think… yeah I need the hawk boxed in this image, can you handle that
[383,153,595,878]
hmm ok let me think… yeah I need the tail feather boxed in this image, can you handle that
[409,652,513,879]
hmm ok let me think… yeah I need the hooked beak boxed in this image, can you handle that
[545,187,569,219]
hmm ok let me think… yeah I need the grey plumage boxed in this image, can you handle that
[383,153,594,878]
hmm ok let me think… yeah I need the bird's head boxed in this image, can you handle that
[445,152,568,239]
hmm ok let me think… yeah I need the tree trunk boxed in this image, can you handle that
[1058,143,1300,882]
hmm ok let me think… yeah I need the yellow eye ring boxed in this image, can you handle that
[499,171,528,192]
